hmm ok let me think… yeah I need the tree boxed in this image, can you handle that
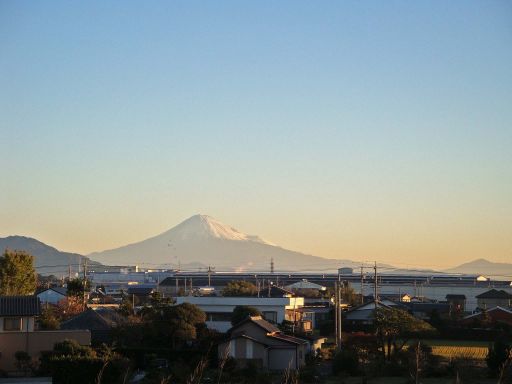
[66,278,90,298]
[231,305,262,325]
[55,296,85,320]
[0,250,36,295]
[221,280,257,297]
[487,340,512,377]
[39,306,60,330]
[374,307,435,360]
[136,302,206,349]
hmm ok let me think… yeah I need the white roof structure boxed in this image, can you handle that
[285,279,327,291]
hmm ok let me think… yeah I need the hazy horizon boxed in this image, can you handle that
[1,1,511,269]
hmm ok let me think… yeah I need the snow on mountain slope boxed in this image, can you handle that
[87,214,344,271]
[169,215,274,245]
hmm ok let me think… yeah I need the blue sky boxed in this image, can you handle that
[1,1,511,268]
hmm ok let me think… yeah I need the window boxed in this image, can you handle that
[4,317,22,331]
[262,311,277,323]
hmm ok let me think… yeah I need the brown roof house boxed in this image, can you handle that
[461,306,512,327]
[218,316,309,371]
[0,296,90,373]
[476,289,512,310]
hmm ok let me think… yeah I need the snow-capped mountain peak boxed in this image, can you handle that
[168,214,274,245]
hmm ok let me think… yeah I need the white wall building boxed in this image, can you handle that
[176,296,305,333]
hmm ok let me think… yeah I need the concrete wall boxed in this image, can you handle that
[0,330,91,372]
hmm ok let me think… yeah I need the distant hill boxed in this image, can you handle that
[444,258,512,280]
[0,236,98,276]
[88,214,367,272]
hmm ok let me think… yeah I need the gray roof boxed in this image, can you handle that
[476,289,512,299]
[37,287,67,296]
[257,286,293,298]
[230,315,281,333]
[0,296,41,316]
[60,308,115,331]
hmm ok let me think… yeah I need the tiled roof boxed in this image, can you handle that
[0,296,41,316]
[476,289,512,299]
[257,286,294,298]
[230,315,281,333]
[250,316,281,333]
[60,308,115,331]
[269,333,309,345]
[36,287,67,296]
[463,306,512,320]
[127,286,155,295]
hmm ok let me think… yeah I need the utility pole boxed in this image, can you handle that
[360,265,364,304]
[337,280,342,348]
[374,261,378,309]
[334,281,339,348]
[83,259,88,310]
[68,264,72,281]
[207,266,214,287]
[270,258,274,274]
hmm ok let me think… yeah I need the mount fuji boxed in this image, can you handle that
[88,214,351,271]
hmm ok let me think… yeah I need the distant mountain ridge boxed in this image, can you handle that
[0,236,96,276]
[3,217,510,278]
[445,258,512,279]
[88,214,362,271]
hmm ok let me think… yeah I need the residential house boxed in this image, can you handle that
[445,294,466,315]
[476,289,512,310]
[403,302,451,320]
[343,299,402,332]
[217,316,309,370]
[0,296,90,372]
[460,306,512,327]
[126,285,156,305]
[284,279,327,293]
[60,307,126,345]
[257,285,294,298]
[36,287,67,305]
[176,296,304,333]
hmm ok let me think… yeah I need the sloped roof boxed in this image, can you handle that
[463,306,512,320]
[285,280,326,291]
[404,302,450,313]
[475,289,512,299]
[268,333,309,345]
[36,287,67,296]
[0,296,41,316]
[127,286,155,295]
[229,315,281,334]
[257,285,294,298]
[250,316,281,333]
[60,308,114,331]
[344,300,401,321]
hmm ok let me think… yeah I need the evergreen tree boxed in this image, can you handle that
[231,305,262,325]
[0,250,36,295]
